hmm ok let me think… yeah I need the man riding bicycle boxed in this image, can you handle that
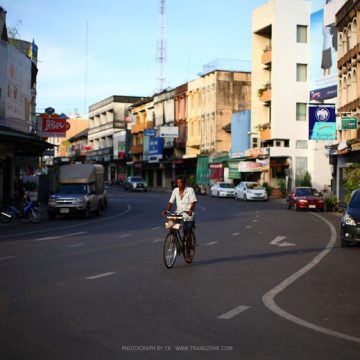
[162,176,197,257]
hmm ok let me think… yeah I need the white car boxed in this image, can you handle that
[235,182,268,201]
[210,182,236,198]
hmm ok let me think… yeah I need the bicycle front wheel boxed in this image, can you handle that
[28,209,41,223]
[163,233,178,269]
[184,231,196,264]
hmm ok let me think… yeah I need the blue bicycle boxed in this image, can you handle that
[0,200,41,224]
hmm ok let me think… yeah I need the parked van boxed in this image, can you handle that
[48,164,107,219]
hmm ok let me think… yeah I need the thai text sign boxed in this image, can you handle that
[308,104,336,140]
[341,117,357,130]
[41,114,67,137]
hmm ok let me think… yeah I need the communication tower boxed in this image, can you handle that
[156,0,166,92]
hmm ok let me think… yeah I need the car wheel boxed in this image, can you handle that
[287,201,291,210]
[243,195,247,202]
[217,191,220,198]
[235,194,238,201]
[294,202,299,211]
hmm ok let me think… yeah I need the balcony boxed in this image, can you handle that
[260,89,272,103]
[145,121,153,129]
[261,48,272,66]
[261,127,271,141]
[131,144,143,155]
[131,124,139,134]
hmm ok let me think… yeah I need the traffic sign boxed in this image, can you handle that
[341,117,357,130]
[45,107,55,115]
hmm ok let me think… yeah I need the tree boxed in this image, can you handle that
[344,164,360,203]
[7,20,22,46]
[300,171,312,187]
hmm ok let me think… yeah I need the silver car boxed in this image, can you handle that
[210,182,236,198]
[235,182,268,201]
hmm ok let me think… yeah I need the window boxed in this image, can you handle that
[296,140,308,149]
[296,103,307,121]
[275,141,282,147]
[296,64,307,82]
[297,25,307,43]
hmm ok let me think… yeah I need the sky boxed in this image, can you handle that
[2,0,325,117]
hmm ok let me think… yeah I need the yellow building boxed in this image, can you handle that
[60,118,88,157]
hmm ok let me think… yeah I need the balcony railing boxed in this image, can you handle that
[261,50,272,66]
[261,127,271,141]
[260,89,272,103]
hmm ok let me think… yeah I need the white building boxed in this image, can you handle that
[251,0,332,191]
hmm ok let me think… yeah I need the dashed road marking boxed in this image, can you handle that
[118,233,131,238]
[35,231,88,242]
[152,227,161,230]
[0,256,16,261]
[253,219,258,222]
[86,272,116,280]
[270,236,295,247]
[152,238,163,243]
[218,305,250,319]
[206,241,218,246]
[246,225,252,229]
[67,243,86,248]
[232,233,240,236]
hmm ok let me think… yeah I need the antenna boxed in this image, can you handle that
[84,20,88,116]
[156,0,166,93]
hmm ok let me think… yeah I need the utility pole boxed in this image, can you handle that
[156,0,166,93]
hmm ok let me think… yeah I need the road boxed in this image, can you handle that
[0,186,359,360]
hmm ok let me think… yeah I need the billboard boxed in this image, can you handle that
[309,1,344,101]
[113,131,126,160]
[308,104,336,140]
[41,114,67,137]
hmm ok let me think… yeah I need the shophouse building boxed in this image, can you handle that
[251,0,333,192]
[87,95,143,182]
[0,7,51,205]
[331,0,360,201]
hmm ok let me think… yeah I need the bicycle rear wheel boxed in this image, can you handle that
[184,231,196,264]
[28,209,41,223]
[163,233,178,269]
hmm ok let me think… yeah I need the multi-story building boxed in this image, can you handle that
[332,0,360,201]
[252,0,332,191]
[88,95,143,182]
[186,70,251,184]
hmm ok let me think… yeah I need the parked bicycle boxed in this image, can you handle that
[163,211,196,268]
[0,199,41,224]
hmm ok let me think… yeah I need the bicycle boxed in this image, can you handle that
[163,211,196,269]
[0,199,41,224]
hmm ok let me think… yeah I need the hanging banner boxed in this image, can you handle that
[308,104,336,140]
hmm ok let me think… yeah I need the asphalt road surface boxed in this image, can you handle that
[0,186,359,360]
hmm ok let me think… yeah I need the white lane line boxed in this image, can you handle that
[67,243,86,248]
[253,219,258,223]
[246,225,252,229]
[263,213,360,345]
[86,272,116,280]
[232,233,240,236]
[270,236,295,247]
[152,238,163,243]
[206,241,218,246]
[118,233,131,238]
[0,256,16,261]
[1,204,132,239]
[218,305,250,319]
[35,231,88,242]
[152,227,161,230]
[35,236,62,242]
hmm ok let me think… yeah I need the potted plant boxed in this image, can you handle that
[325,194,337,212]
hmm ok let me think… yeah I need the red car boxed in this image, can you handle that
[287,187,324,211]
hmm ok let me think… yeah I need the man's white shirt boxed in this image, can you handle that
[169,187,197,221]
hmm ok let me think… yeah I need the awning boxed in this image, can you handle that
[211,155,230,164]
[0,126,53,156]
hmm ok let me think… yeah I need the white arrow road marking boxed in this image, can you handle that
[35,232,88,242]
[263,213,360,345]
[0,256,16,261]
[218,305,250,319]
[270,236,295,247]
[206,241,218,246]
[86,272,116,280]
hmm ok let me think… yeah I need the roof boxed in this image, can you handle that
[0,126,53,155]
[68,128,88,143]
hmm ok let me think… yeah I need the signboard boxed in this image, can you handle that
[341,117,357,130]
[148,137,164,163]
[159,126,179,138]
[228,160,241,179]
[238,159,269,173]
[308,104,336,140]
[309,7,338,101]
[41,114,67,137]
[144,128,156,137]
